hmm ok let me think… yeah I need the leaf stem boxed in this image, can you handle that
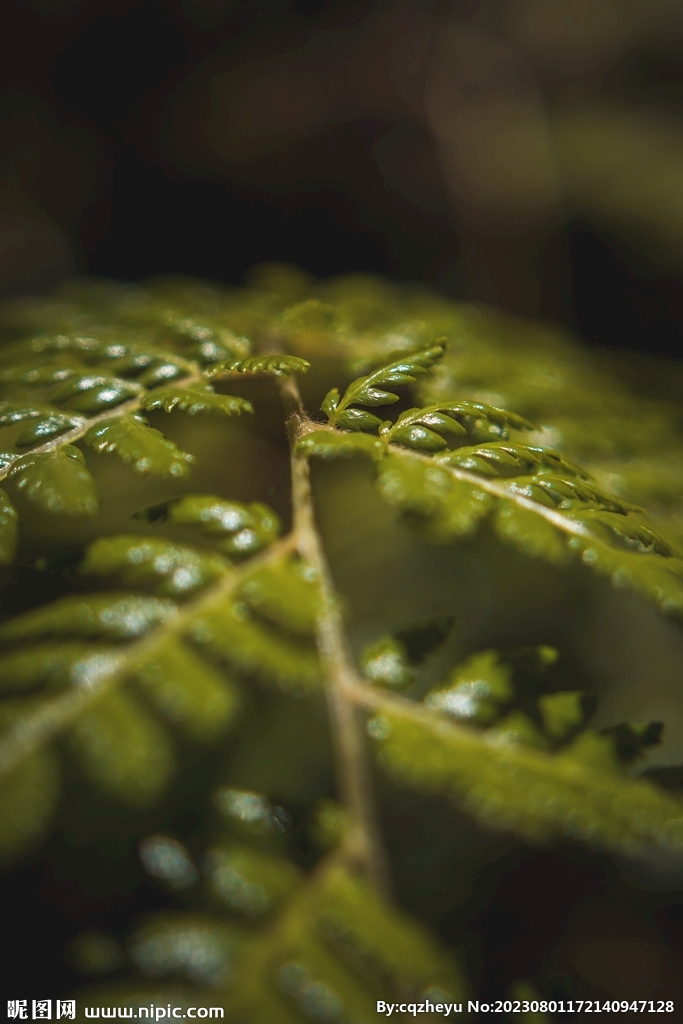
[278,373,392,898]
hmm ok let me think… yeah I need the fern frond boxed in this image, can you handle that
[80,536,230,597]
[84,414,196,477]
[321,344,446,429]
[0,592,179,642]
[0,748,60,864]
[50,373,144,412]
[205,354,311,379]
[135,493,282,557]
[189,599,321,692]
[0,402,73,426]
[67,688,175,807]
[0,528,296,859]
[2,270,683,1004]
[225,861,467,1021]
[132,640,239,741]
[297,429,385,461]
[140,384,253,417]
[363,698,683,856]
[16,412,84,447]
[304,427,683,617]
[7,445,99,515]
[73,856,466,1021]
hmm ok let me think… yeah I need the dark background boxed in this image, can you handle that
[2,0,683,358]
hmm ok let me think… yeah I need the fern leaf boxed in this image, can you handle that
[361,637,415,690]
[80,535,230,597]
[67,689,174,808]
[297,429,385,461]
[229,861,467,1020]
[190,599,321,693]
[364,449,683,616]
[0,361,84,387]
[385,401,535,452]
[140,383,252,417]
[493,499,571,565]
[84,414,195,477]
[376,452,494,539]
[0,747,60,865]
[4,269,683,1002]
[441,441,586,479]
[7,445,99,516]
[0,402,67,426]
[16,413,83,447]
[50,374,143,411]
[127,913,239,986]
[0,642,110,694]
[238,558,320,635]
[135,494,281,556]
[137,360,188,387]
[0,593,178,642]
[133,640,239,740]
[322,344,446,428]
[369,709,683,855]
[205,354,311,378]
[204,842,303,916]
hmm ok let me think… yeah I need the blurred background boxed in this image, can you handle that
[5,0,683,354]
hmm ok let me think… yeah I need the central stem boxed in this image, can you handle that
[278,373,390,897]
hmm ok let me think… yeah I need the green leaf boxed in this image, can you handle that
[205,354,311,378]
[0,593,178,643]
[0,746,60,864]
[84,414,195,477]
[135,494,281,556]
[140,383,252,417]
[361,637,414,690]
[0,642,109,694]
[0,362,83,387]
[538,691,594,743]
[425,650,517,726]
[239,558,320,635]
[230,861,467,1020]
[320,389,339,417]
[316,864,467,998]
[335,408,384,432]
[494,499,570,565]
[439,442,585,480]
[138,361,187,387]
[371,711,683,854]
[127,913,239,986]
[67,689,174,807]
[204,842,302,916]
[0,402,66,426]
[133,640,239,741]
[7,445,99,516]
[16,413,82,447]
[51,374,143,411]
[389,423,449,452]
[296,429,385,461]
[324,345,446,428]
[190,599,321,693]
[80,535,229,597]
[573,508,674,555]
[375,453,493,540]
